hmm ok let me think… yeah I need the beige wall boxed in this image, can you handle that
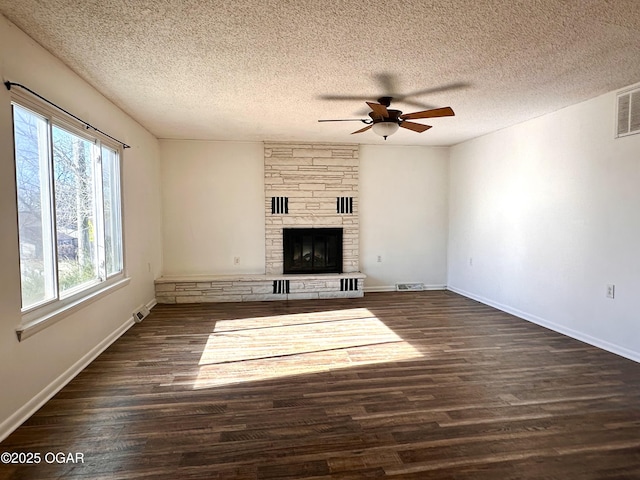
[360,145,450,290]
[160,140,266,275]
[0,15,163,440]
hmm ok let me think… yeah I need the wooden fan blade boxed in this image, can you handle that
[394,98,433,110]
[400,121,432,133]
[318,119,369,122]
[351,125,372,134]
[319,94,375,101]
[373,72,398,94]
[366,102,389,117]
[403,82,470,99]
[400,106,455,120]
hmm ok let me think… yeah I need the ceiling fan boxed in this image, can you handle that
[318,96,455,140]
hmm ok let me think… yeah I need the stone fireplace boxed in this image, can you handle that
[264,142,360,274]
[155,142,364,303]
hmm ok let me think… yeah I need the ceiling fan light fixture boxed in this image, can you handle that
[371,121,399,139]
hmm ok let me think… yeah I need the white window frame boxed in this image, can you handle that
[11,90,129,341]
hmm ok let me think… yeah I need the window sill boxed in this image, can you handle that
[16,277,131,342]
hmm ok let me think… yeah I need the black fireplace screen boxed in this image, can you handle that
[283,228,343,274]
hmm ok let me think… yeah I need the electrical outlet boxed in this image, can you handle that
[377,255,382,263]
[606,284,615,299]
[469,257,473,266]
[234,256,240,265]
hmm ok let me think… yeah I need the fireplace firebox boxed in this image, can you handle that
[283,228,343,274]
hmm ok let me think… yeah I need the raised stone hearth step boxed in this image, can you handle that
[155,273,366,304]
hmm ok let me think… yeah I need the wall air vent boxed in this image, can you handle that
[340,278,358,291]
[396,283,425,291]
[616,87,640,137]
[273,280,290,294]
[271,197,289,214]
[337,197,354,214]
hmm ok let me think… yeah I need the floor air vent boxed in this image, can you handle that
[133,305,151,323]
[396,283,425,291]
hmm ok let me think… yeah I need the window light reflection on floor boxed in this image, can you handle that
[192,308,422,389]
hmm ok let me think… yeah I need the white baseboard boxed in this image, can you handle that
[0,298,156,442]
[364,285,396,292]
[146,298,158,314]
[447,285,640,364]
[365,284,447,293]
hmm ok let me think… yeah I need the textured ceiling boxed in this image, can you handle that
[1,0,640,146]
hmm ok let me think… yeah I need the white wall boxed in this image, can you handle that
[0,15,162,440]
[360,145,449,290]
[448,88,640,361]
[160,140,265,275]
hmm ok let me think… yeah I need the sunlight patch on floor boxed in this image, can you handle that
[192,308,422,389]
[211,307,377,332]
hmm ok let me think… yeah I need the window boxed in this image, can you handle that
[12,98,124,319]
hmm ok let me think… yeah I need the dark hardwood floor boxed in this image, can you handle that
[2,291,639,479]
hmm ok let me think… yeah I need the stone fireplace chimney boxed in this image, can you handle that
[264,143,359,275]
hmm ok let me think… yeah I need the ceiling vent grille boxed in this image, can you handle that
[616,87,640,137]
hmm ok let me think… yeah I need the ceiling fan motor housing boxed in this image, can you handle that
[369,109,402,124]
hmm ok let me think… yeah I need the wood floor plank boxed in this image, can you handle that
[1,291,639,479]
